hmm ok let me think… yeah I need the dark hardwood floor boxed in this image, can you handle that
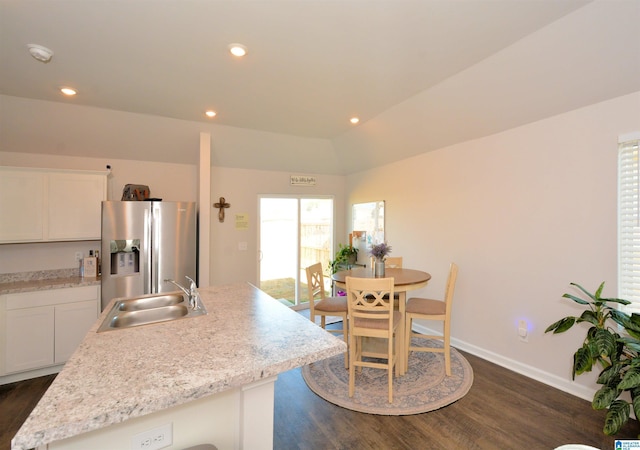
[2,350,638,450]
[274,350,638,449]
[0,374,55,450]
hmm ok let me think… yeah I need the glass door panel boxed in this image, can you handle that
[259,198,298,306]
[300,198,333,305]
[259,196,333,308]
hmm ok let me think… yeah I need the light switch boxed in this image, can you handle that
[238,242,248,251]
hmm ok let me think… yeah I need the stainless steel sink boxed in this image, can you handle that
[97,291,207,332]
[117,293,185,311]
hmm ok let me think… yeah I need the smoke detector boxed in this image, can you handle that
[27,44,54,63]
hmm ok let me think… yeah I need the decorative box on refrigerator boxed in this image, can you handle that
[100,201,197,311]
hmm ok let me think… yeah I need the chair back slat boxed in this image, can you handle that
[444,263,459,313]
[346,276,395,327]
[306,263,327,317]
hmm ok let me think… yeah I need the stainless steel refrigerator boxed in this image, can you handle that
[101,201,197,310]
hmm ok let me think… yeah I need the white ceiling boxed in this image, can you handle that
[1,0,639,174]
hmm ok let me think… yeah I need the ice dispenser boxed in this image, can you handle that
[109,239,140,275]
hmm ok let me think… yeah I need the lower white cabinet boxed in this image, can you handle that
[5,306,54,373]
[1,285,100,377]
[54,300,98,363]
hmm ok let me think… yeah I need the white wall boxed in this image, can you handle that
[209,166,346,285]
[347,91,640,399]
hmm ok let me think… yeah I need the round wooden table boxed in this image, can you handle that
[331,267,431,375]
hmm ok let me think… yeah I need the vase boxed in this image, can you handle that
[374,260,385,277]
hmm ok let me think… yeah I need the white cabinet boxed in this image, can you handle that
[54,300,97,363]
[0,285,100,377]
[5,306,54,373]
[0,169,45,241]
[0,167,107,243]
[48,172,106,240]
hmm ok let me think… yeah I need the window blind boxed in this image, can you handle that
[619,137,640,307]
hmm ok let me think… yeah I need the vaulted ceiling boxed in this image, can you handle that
[1,0,639,175]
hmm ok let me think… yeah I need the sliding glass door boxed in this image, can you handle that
[259,196,333,308]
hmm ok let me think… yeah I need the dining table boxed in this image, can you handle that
[331,267,432,375]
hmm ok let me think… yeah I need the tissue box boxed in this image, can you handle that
[83,256,97,278]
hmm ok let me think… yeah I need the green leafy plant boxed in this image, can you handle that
[328,244,358,274]
[546,282,640,436]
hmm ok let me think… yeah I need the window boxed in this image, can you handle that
[618,133,640,307]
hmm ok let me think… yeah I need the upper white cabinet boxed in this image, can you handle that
[0,167,107,243]
[48,172,106,240]
[0,169,45,241]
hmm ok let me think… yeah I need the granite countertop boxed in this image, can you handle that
[0,276,100,295]
[0,269,100,295]
[11,282,346,450]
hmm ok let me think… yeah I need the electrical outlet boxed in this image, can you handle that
[131,423,172,450]
[518,320,529,342]
[75,252,83,262]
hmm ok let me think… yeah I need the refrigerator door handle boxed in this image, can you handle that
[152,204,160,293]
[144,208,153,294]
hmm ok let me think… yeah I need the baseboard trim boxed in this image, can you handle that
[0,364,63,385]
[411,323,595,403]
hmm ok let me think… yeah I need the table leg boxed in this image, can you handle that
[397,291,406,376]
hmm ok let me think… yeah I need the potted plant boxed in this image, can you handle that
[546,282,640,436]
[328,243,359,274]
[369,242,392,277]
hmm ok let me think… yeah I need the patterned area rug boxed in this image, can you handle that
[301,339,473,415]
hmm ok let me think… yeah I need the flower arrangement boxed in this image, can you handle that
[370,242,392,261]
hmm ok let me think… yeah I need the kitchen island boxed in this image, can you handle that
[11,282,346,450]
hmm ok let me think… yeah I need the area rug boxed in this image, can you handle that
[301,339,473,415]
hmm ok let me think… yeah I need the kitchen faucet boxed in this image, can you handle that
[164,276,202,310]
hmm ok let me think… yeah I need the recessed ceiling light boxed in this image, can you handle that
[205,110,217,118]
[60,87,77,96]
[27,44,54,63]
[228,43,247,57]
[350,117,360,124]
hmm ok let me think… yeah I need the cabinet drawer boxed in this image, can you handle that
[5,285,100,310]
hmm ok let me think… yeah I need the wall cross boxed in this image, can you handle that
[213,197,231,222]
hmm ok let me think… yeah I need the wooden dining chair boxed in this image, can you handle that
[345,276,401,402]
[405,263,458,376]
[384,256,403,268]
[305,262,349,368]
[368,256,402,269]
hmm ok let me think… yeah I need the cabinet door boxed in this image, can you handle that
[0,169,44,242]
[5,306,54,373]
[54,300,98,363]
[48,173,106,240]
